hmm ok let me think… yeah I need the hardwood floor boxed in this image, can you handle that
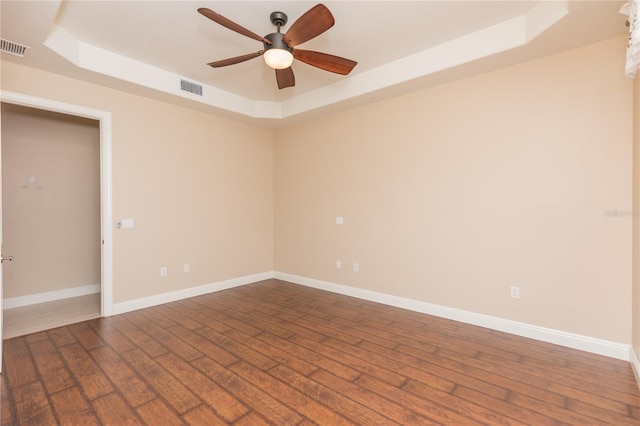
[2,279,639,425]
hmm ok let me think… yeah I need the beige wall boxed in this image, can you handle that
[1,103,100,298]
[1,62,274,304]
[275,37,633,344]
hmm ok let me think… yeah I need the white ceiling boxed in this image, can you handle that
[0,1,629,127]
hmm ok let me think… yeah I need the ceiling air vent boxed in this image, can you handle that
[180,79,203,96]
[1,38,29,57]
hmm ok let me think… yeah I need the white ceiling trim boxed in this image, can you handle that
[42,1,568,121]
[44,24,283,119]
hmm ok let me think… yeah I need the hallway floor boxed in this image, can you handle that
[3,293,100,339]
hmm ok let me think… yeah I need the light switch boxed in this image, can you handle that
[122,218,134,229]
[336,216,344,225]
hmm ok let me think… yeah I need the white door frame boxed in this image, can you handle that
[0,92,114,334]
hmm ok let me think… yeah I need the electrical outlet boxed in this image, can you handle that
[336,216,344,225]
[353,263,359,272]
[183,263,190,272]
[510,286,520,299]
[160,267,167,277]
[336,260,341,269]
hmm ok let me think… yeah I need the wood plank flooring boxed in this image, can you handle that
[2,279,639,425]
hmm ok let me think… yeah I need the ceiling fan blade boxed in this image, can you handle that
[284,4,334,47]
[275,67,295,89]
[207,51,264,68]
[198,8,271,45]
[293,49,357,75]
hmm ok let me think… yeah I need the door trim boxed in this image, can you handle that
[1,90,113,317]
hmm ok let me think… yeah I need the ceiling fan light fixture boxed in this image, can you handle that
[199,4,356,89]
[264,48,294,69]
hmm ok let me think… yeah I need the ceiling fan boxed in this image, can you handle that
[197,3,357,89]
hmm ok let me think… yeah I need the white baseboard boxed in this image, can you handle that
[104,269,633,364]
[274,272,632,362]
[3,283,101,310]
[111,271,274,315]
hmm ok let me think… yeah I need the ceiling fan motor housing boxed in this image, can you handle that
[263,32,293,53]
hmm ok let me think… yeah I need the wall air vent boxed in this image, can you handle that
[180,79,203,96]
[1,38,29,57]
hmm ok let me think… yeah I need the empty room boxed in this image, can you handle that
[1,1,640,424]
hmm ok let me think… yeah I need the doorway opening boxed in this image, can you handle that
[0,91,113,344]
[2,103,100,337]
